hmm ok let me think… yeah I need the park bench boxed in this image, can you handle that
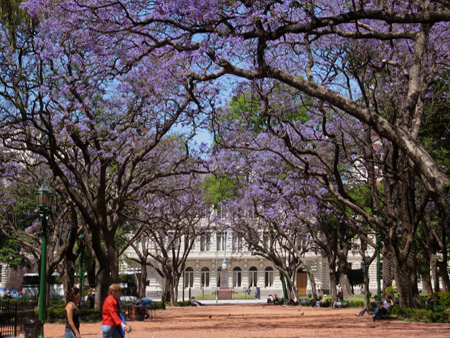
[333,300,349,308]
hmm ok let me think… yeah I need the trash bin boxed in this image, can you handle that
[23,319,41,338]
[133,306,145,321]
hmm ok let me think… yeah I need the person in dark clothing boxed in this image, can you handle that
[65,287,82,338]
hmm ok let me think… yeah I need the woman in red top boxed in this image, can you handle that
[101,284,128,338]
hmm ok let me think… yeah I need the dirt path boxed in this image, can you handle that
[36,304,450,338]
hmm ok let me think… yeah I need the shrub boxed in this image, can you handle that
[81,308,102,322]
[384,286,397,297]
[347,300,365,308]
[433,292,450,306]
[391,305,450,323]
[46,307,65,322]
[152,301,165,310]
[174,301,191,307]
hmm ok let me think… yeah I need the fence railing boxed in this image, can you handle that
[0,301,37,337]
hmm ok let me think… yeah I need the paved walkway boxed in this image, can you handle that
[39,303,450,338]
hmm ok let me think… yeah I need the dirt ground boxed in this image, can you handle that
[36,304,450,338]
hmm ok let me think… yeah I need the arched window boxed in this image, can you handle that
[185,267,194,288]
[265,267,274,287]
[249,267,258,287]
[201,267,210,287]
[233,267,242,288]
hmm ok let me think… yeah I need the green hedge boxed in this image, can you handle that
[391,306,450,323]
[45,307,102,323]
[174,300,191,307]
[433,292,450,306]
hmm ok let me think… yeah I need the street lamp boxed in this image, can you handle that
[35,181,53,338]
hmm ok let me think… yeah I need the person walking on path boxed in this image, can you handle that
[65,287,82,338]
[101,284,129,338]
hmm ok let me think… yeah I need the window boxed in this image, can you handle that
[249,267,258,287]
[201,267,210,287]
[233,267,242,288]
[265,267,274,287]
[185,267,194,288]
[200,233,211,252]
[263,232,269,249]
[216,231,227,251]
[232,234,243,252]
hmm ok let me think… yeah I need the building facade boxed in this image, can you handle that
[124,230,381,300]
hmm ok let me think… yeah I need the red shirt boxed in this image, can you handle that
[101,295,122,326]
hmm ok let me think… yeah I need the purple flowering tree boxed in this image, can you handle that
[0,149,86,303]
[209,144,323,302]
[11,0,450,307]
[209,78,446,308]
[0,6,206,309]
[24,0,450,235]
[124,171,209,305]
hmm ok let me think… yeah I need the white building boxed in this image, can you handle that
[124,230,381,300]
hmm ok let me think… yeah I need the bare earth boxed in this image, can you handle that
[37,304,450,338]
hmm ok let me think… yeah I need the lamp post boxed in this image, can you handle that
[35,181,53,338]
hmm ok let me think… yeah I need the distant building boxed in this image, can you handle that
[124,230,382,300]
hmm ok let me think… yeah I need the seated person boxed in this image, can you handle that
[267,294,274,304]
[190,296,204,307]
[300,298,310,306]
[356,295,378,316]
[316,294,328,307]
[332,291,344,309]
[273,295,281,304]
[141,297,154,308]
[373,296,394,321]
[287,298,297,306]
[133,297,155,319]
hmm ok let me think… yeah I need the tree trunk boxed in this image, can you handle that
[94,257,111,311]
[390,249,421,308]
[62,256,76,301]
[285,270,298,302]
[431,255,440,293]
[439,233,450,292]
[329,270,338,301]
[160,277,169,309]
[363,263,371,307]
[382,254,393,292]
[421,255,433,297]
[306,267,318,302]
[337,254,353,299]
[438,260,450,292]
[138,260,148,298]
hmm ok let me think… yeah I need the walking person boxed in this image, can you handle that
[65,287,82,338]
[101,284,129,338]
